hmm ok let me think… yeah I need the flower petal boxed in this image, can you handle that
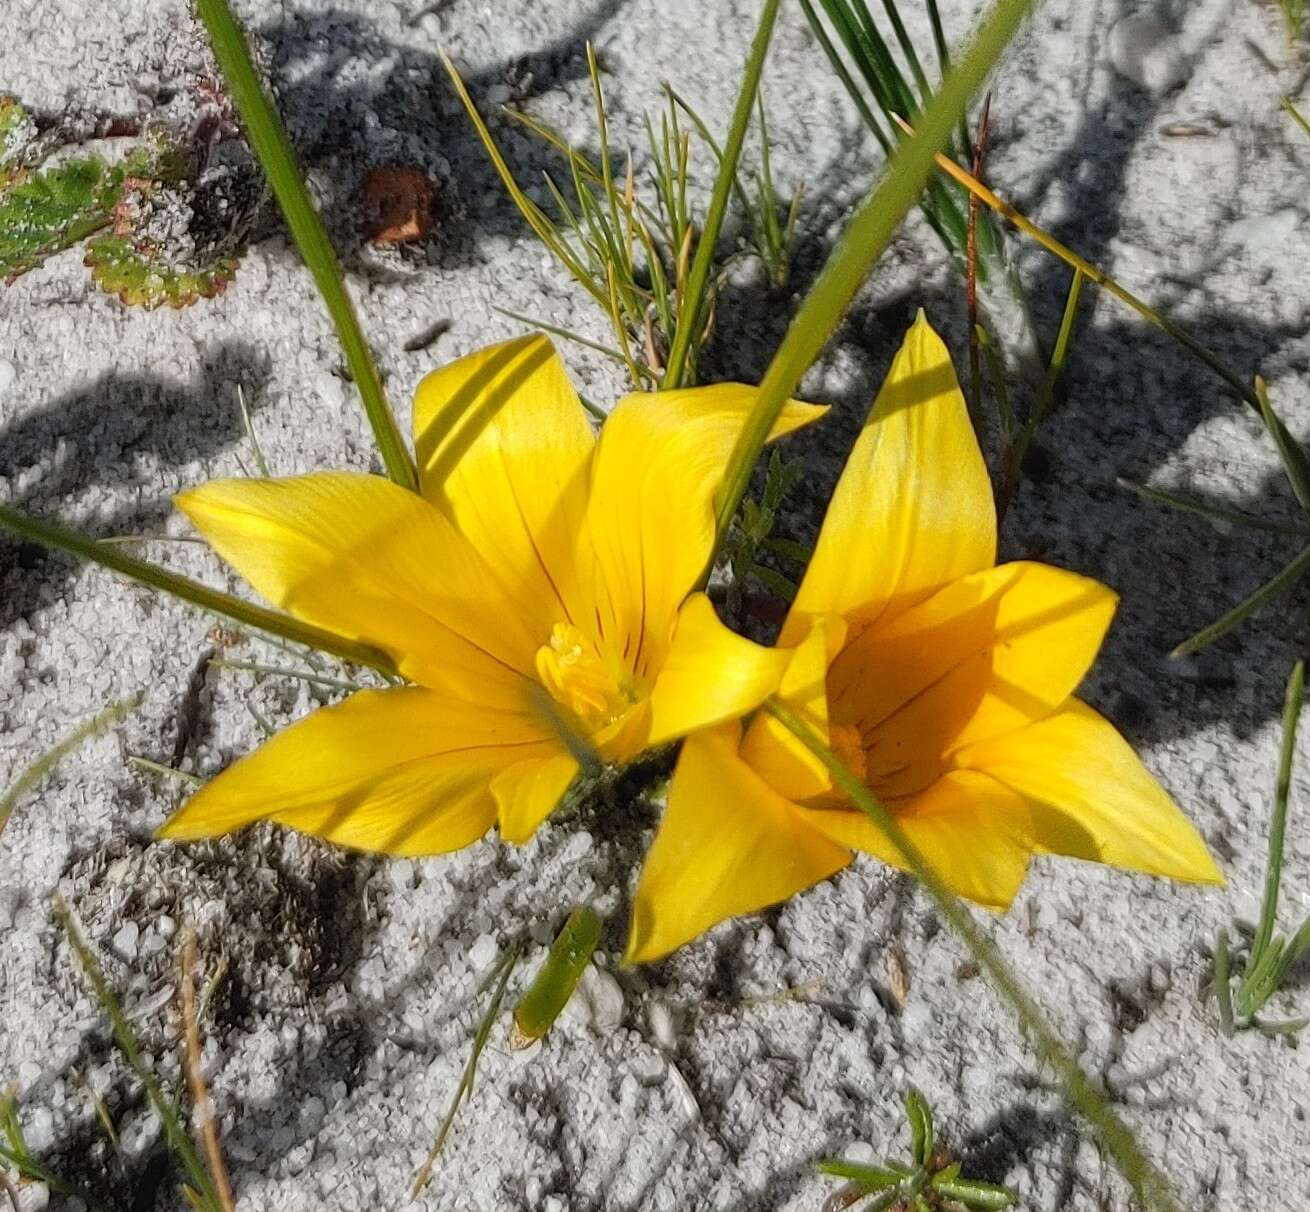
[832,562,1117,797]
[175,473,539,701]
[954,700,1223,885]
[157,688,557,856]
[645,593,793,747]
[586,384,825,681]
[413,335,595,629]
[625,724,850,964]
[739,614,847,802]
[784,312,995,644]
[491,751,581,844]
[804,768,1034,909]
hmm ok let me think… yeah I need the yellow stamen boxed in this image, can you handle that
[829,723,868,786]
[535,623,629,732]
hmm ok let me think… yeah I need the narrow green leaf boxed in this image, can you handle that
[1118,479,1310,539]
[511,906,603,1047]
[192,0,417,490]
[933,1175,1015,1209]
[1170,544,1310,659]
[662,0,782,388]
[817,1160,902,1190]
[1252,661,1304,963]
[0,502,397,675]
[904,1087,934,1167]
[1256,377,1310,517]
[1,693,141,835]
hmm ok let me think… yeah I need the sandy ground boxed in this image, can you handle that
[3,0,1310,1208]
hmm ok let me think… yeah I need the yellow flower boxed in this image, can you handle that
[627,313,1222,963]
[158,335,822,852]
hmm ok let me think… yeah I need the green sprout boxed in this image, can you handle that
[446,23,797,390]
[724,448,809,612]
[1212,661,1310,1037]
[820,1088,1014,1211]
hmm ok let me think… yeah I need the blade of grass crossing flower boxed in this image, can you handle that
[662,0,782,388]
[0,693,140,835]
[764,697,1180,1212]
[709,0,1038,567]
[192,0,416,491]
[0,502,398,676]
[1251,661,1304,964]
[1170,544,1310,658]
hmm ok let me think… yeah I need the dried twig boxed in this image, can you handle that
[179,930,237,1212]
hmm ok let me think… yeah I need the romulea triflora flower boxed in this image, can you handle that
[158,335,822,852]
[626,313,1222,962]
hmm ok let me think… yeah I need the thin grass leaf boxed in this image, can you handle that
[1255,377,1310,516]
[208,657,366,694]
[510,906,602,1048]
[54,898,221,1211]
[0,502,397,676]
[1253,660,1304,961]
[0,693,140,835]
[662,0,782,388]
[1170,544,1310,658]
[710,0,1037,567]
[1118,480,1310,539]
[766,696,1180,1212]
[127,755,207,787]
[412,943,521,1195]
[193,0,416,490]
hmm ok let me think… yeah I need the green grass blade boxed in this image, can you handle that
[54,898,220,1210]
[1117,480,1310,539]
[0,502,397,675]
[708,0,1037,567]
[1170,544,1310,659]
[511,906,602,1046]
[1255,377,1310,517]
[1253,661,1304,962]
[0,694,140,836]
[765,697,1180,1212]
[192,0,416,492]
[662,0,782,388]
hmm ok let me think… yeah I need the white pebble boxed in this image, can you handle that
[1108,14,1188,96]
[112,922,140,963]
[0,358,15,398]
[647,1001,677,1050]
[468,932,499,972]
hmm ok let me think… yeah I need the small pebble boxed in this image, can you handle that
[1108,14,1187,96]
[0,358,15,398]
[647,1001,677,1050]
[111,921,140,962]
[468,932,499,971]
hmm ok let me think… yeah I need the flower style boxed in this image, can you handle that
[158,335,822,852]
[627,313,1222,963]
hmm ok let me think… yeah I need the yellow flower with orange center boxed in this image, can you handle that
[627,314,1222,963]
[157,335,821,852]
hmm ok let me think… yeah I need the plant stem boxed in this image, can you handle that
[0,502,397,676]
[764,697,1180,1212]
[662,0,782,389]
[193,0,417,491]
[707,0,1037,575]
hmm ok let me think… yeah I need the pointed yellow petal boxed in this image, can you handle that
[491,751,580,844]
[586,384,825,681]
[832,562,1117,798]
[954,700,1223,885]
[784,312,994,644]
[739,614,847,801]
[175,473,540,701]
[805,768,1033,909]
[625,725,849,964]
[414,335,595,628]
[157,688,556,856]
[644,593,793,747]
